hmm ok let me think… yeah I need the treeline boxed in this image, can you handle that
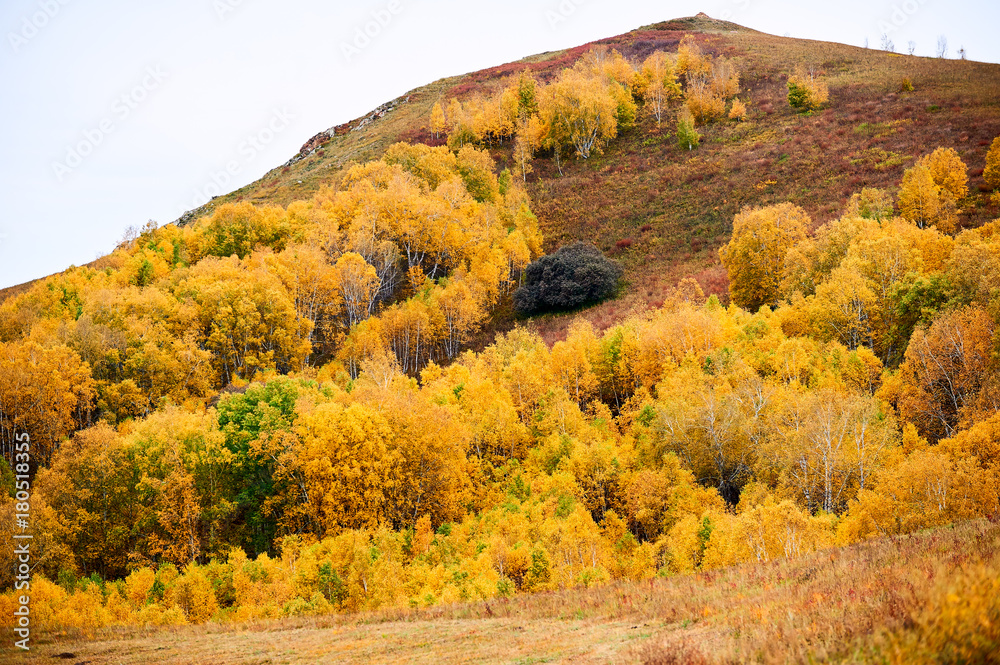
[431,37,745,177]
[1,272,997,628]
[0,42,998,631]
[720,146,1000,447]
[0,143,541,461]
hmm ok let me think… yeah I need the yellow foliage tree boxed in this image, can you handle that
[177,255,311,385]
[334,252,380,329]
[430,101,447,139]
[719,203,811,310]
[899,148,967,233]
[984,136,1000,190]
[639,51,681,125]
[0,341,94,464]
[921,147,969,202]
[897,306,995,441]
[898,163,942,229]
[728,98,747,121]
[539,69,621,165]
[676,34,711,81]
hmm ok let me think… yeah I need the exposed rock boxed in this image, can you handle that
[298,131,331,156]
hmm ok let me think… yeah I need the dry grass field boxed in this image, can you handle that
[6,517,998,665]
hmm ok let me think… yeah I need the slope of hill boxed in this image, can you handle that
[4,15,999,314]
[163,14,1000,330]
[2,17,1000,662]
[10,517,999,664]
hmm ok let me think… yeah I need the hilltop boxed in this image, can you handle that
[162,13,1000,335]
[4,15,1000,319]
[2,15,1000,662]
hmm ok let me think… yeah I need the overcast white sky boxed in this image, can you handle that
[1,0,997,288]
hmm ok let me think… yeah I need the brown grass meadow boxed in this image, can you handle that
[5,516,998,664]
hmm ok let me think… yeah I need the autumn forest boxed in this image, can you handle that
[2,24,1000,663]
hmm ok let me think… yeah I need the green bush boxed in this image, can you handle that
[676,110,701,150]
[787,73,829,112]
[513,242,622,315]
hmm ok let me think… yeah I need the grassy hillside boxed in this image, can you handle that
[9,517,999,664]
[4,15,999,315]
[151,14,1000,337]
[2,18,1000,663]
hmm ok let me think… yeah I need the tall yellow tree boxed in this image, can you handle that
[984,136,1000,190]
[512,116,544,182]
[897,306,995,441]
[720,203,810,310]
[898,148,967,233]
[676,34,711,82]
[293,401,401,533]
[176,255,311,385]
[430,101,447,139]
[639,51,681,125]
[539,70,620,165]
[0,341,94,465]
[264,244,344,362]
[898,164,941,229]
[334,252,381,329]
[922,147,969,202]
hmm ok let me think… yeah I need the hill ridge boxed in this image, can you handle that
[4,15,1000,309]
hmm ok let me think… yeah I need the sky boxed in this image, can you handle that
[1,0,998,289]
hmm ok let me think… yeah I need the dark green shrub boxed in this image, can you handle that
[514,242,622,315]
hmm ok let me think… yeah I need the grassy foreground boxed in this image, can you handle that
[5,517,998,664]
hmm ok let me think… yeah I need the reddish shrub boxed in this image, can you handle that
[616,238,634,250]
[640,224,653,233]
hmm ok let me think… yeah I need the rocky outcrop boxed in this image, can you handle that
[290,94,411,163]
[297,131,332,156]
